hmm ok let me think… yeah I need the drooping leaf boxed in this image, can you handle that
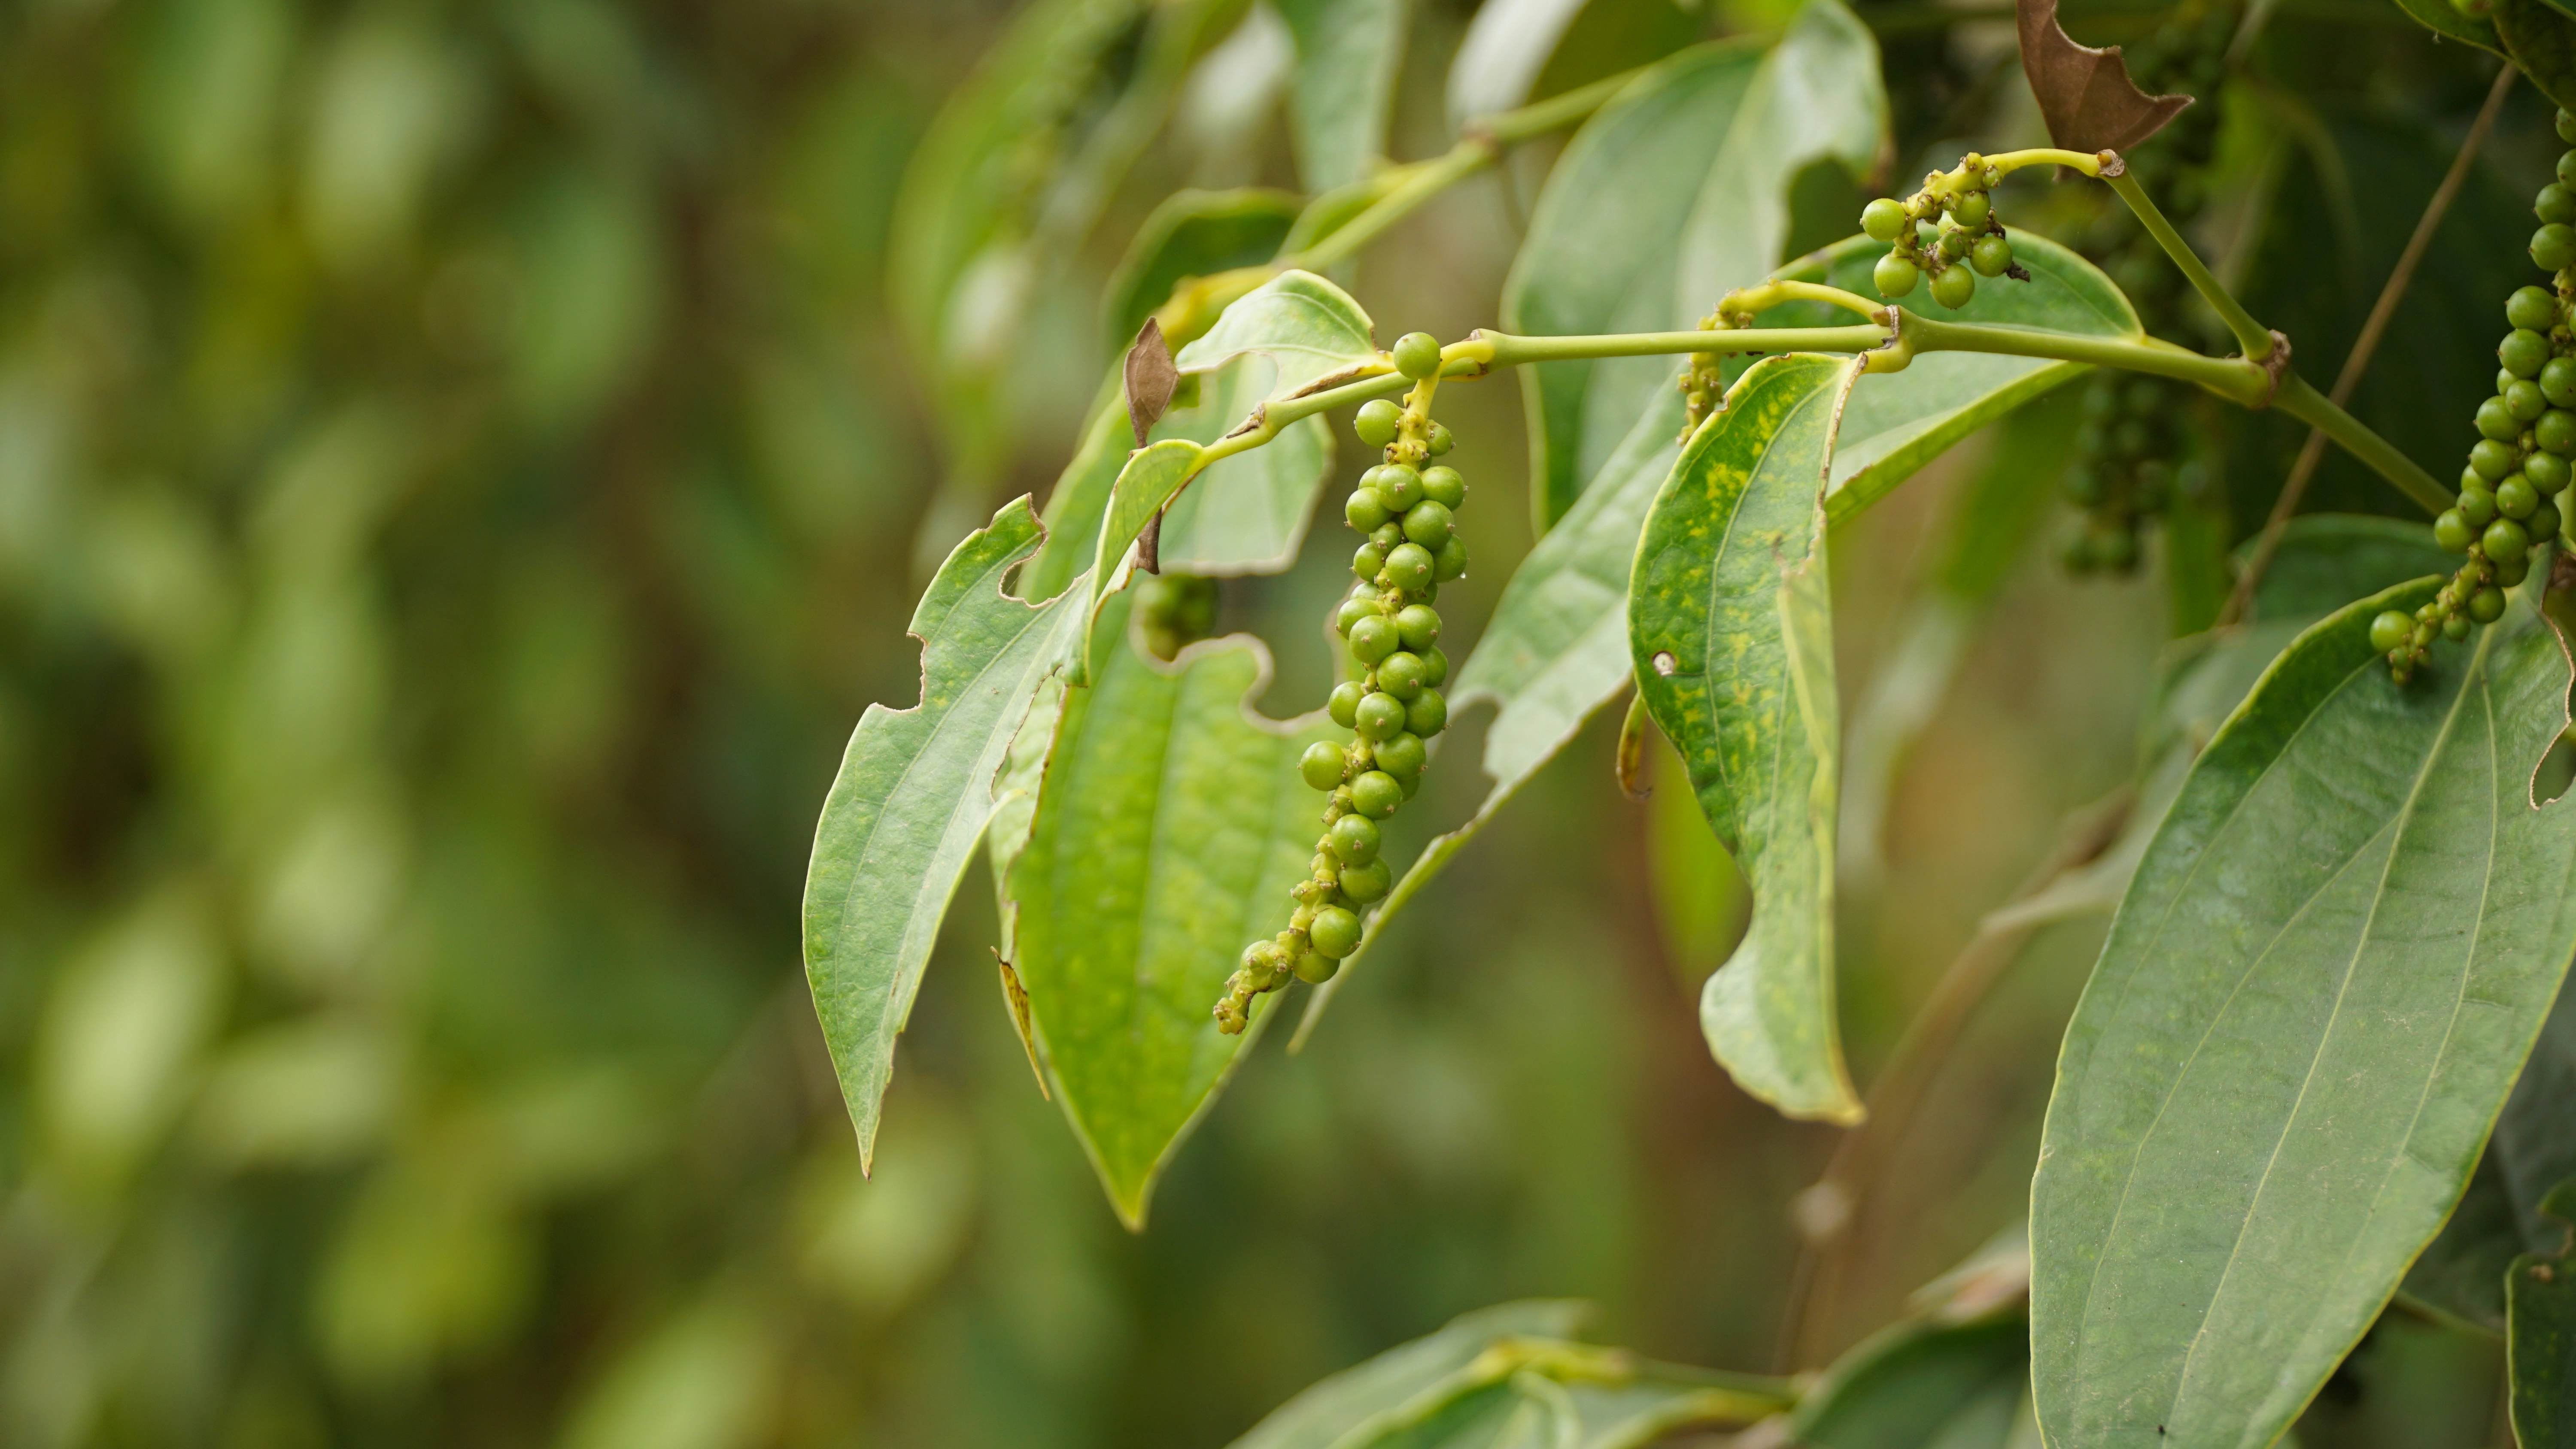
[1629,353,1864,1123]
[1103,187,1302,354]
[1502,2,1886,526]
[2030,582,2576,1449]
[1296,229,2136,1047]
[2384,0,2506,53]
[800,498,1084,1170]
[2014,0,2193,155]
[1174,267,1382,403]
[1007,599,1339,1227]
[2500,0,2576,112]
[2509,1183,2576,1449]
[1227,1302,1594,1449]
[1274,0,1409,193]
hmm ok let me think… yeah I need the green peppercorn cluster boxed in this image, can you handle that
[1133,572,1217,661]
[2058,0,2235,574]
[1214,331,1464,1033]
[2376,109,2576,681]
[1857,155,2020,314]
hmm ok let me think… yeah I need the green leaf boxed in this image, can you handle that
[1227,1302,1593,1449]
[1103,187,1302,355]
[1502,1,1885,527]
[1629,353,1863,1123]
[800,498,1084,1169]
[1294,230,2133,1049]
[1274,0,1409,193]
[2384,0,2506,52]
[2510,1185,2576,1449]
[1793,1315,2028,1449]
[1007,601,1339,1227]
[2030,582,2576,1449]
[1174,267,1382,402]
[1151,360,1337,576]
[2503,0,2576,111]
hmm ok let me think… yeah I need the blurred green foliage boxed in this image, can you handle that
[0,0,2545,1445]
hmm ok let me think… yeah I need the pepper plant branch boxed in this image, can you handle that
[2101,165,2279,363]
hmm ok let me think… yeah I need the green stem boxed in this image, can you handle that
[2274,375,2451,516]
[1466,324,1895,366]
[1896,313,2272,403]
[2103,167,2277,362]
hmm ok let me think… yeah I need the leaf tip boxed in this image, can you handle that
[2017,0,2195,153]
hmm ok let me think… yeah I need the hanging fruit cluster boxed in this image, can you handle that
[2372,111,2576,680]
[1858,157,2021,313]
[2059,0,2239,575]
[1215,333,1464,1033]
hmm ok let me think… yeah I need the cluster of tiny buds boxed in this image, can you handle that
[2385,109,2576,680]
[1215,331,1462,1033]
[1858,154,2023,312]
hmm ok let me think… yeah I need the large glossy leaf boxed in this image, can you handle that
[801,498,1084,1169]
[1629,353,1863,1122]
[2385,0,2506,55]
[2503,0,2576,112]
[1501,0,1883,526]
[2030,582,2576,1449]
[1294,230,2135,1049]
[1275,0,1408,192]
[1007,601,1339,1227]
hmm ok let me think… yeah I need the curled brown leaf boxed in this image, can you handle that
[2017,0,2193,154]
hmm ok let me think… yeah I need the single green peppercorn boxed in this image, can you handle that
[1953,191,1993,228]
[2460,486,2499,527]
[2510,379,2549,421]
[2487,515,2532,565]
[1402,500,1453,549]
[1294,950,1339,983]
[1334,595,1378,636]
[2472,439,2519,480]
[2543,184,2576,225]
[2504,329,2553,378]
[2477,397,2520,441]
[2545,358,2576,409]
[1327,680,1364,728]
[2560,149,2576,189]
[2533,449,2573,492]
[1394,604,1440,651]
[1371,521,1403,552]
[1308,906,1361,958]
[1391,331,1442,380]
[1861,197,1907,242]
[1300,742,1347,791]
[2534,500,2562,543]
[2543,409,2576,456]
[1419,466,1465,508]
[1426,421,1454,456]
[2503,368,2524,399]
[1376,651,1426,699]
[1874,253,1919,298]
[2500,475,2540,519]
[2511,287,2561,331]
[2435,509,2473,553]
[1935,227,1971,262]
[1336,858,1391,903]
[1346,771,1397,819]
[1373,464,1425,511]
[2471,585,2509,623]
[1383,542,1435,592]
[1352,543,1385,579]
[1929,264,1976,309]
[1327,813,1379,865]
[2500,553,2533,587]
[1374,731,1425,780]
[1433,536,1468,581]
[1421,646,1448,687]
[1349,614,1399,664]
[2560,109,2576,144]
[1354,398,1403,448]
[1407,689,1447,738]
[1970,233,2013,277]
[2370,610,2415,655]
[2534,224,2576,273]
[1354,691,1406,741]
[1346,489,1390,532]
[2445,614,2473,641]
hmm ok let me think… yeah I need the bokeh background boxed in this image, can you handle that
[0,0,2546,1443]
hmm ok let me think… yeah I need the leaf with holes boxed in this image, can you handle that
[2031,582,2576,1449]
[1628,353,1864,1123]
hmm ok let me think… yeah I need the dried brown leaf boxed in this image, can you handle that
[2017,0,2193,155]
[1123,317,1179,446]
